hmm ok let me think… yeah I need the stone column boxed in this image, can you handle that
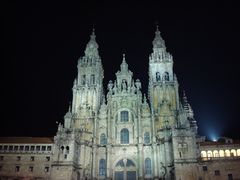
[106,145,111,179]
[138,144,143,179]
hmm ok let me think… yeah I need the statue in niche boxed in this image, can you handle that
[135,79,141,91]
[122,80,127,91]
[113,81,117,94]
[108,80,113,95]
[131,83,136,94]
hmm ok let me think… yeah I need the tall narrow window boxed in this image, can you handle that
[99,159,106,176]
[120,128,129,144]
[15,166,20,172]
[82,75,86,85]
[156,72,161,81]
[100,133,107,145]
[164,72,169,81]
[91,74,95,84]
[144,132,150,144]
[121,111,129,122]
[145,158,152,175]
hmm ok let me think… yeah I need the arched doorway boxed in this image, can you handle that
[114,158,136,180]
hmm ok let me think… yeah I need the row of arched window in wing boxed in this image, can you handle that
[201,149,240,159]
[99,158,152,176]
[156,72,169,81]
[100,131,151,145]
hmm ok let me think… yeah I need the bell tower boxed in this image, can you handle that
[72,29,104,115]
[148,26,180,129]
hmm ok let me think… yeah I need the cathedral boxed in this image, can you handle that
[51,27,199,180]
[0,27,240,180]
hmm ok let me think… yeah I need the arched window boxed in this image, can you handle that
[225,150,230,157]
[144,132,150,144]
[213,150,219,157]
[121,111,129,122]
[99,159,106,176]
[164,72,169,81]
[121,128,129,144]
[201,151,207,158]
[156,72,161,81]
[207,150,213,158]
[237,149,240,156]
[66,146,70,154]
[145,158,152,175]
[230,149,236,156]
[90,74,95,84]
[100,133,107,145]
[60,146,64,153]
[219,150,225,157]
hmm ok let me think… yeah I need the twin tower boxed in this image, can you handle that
[51,27,199,180]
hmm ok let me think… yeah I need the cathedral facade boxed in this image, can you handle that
[1,28,240,180]
[50,27,199,180]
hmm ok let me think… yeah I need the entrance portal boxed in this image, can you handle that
[114,159,136,180]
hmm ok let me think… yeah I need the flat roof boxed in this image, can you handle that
[0,137,54,144]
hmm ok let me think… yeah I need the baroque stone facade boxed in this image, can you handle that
[1,28,240,180]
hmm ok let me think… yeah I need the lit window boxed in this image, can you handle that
[99,159,106,176]
[121,111,129,122]
[201,151,207,158]
[145,158,152,175]
[213,150,219,157]
[120,128,129,144]
[100,133,107,145]
[144,132,150,144]
[225,150,230,157]
[237,149,240,156]
[230,149,236,156]
[207,150,212,158]
[219,150,224,157]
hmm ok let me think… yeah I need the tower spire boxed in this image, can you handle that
[84,28,99,58]
[152,25,165,49]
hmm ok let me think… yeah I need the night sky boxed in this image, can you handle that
[3,1,240,140]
